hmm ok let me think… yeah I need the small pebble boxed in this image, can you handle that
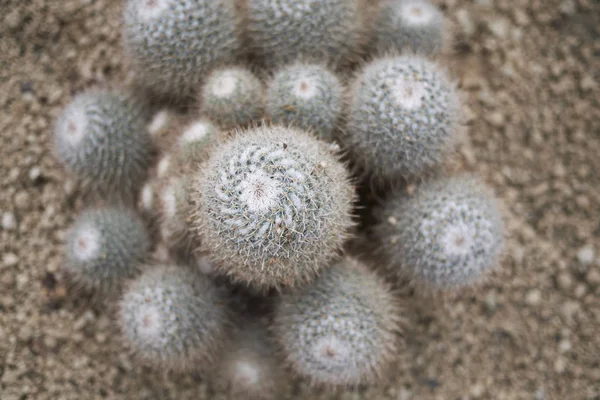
[576,245,595,265]
[585,269,600,286]
[484,293,497,312]
[3,253,19,267]
[525,289,541,306]
[29,167,41,182]
[574,284,587,298]
[2,212,17,230]
[14,191,31,211]
[455,9,476,37]
[488,18,509,39]
[470,383,485,398]
[556,272,573,291]
[558,339,572,353]
[554,357,567,374]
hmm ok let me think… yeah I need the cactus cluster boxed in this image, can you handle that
[52,0,507,397]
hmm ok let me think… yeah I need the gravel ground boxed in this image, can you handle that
[1,0,599,399]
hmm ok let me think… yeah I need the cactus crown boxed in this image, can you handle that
[273,258,400,387]
[65,208,150,291]
[245,0,364,67]
[54,91,153,195]
[192,125,354,290]
[266,63,342,141]
[119,265,231,370]
[345,54,460,181]
[200,67,264,129]
[122,0,241,99]
[372,0,446,55]
[373,175,504,289]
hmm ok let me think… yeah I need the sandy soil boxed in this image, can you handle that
[1,0,599,399]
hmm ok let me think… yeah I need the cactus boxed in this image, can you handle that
[53,91,153,197]
[119,264,232,370]
[176,118,219,164]
[342,54,460,182]
[213,320,286,399]
[372,0,446,56]
[158,176,192,248]
[244,0,365,68]
[371,175,504,289]
[122,0,241,100]
[200,67,264,130]
[265,63,342,142]
[191,125,355,291]
[64,208,150,293]
[273,257,400,387]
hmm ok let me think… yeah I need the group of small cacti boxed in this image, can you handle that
[53,0,505,396]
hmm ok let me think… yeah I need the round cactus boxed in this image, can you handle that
[371,175,504,289]
[53,91,153,197]
[245,0,365,68]
[175,118,219,164]
[200,67,264,130]
[191,125,355,291]
[213,320,286,399]
[265,63,342,142]
[372,0,446,56]
[343,54,460,181]
[122,0,241,100]
[119,265,232,370]
[273,257,400,387]
[64,208,150,293]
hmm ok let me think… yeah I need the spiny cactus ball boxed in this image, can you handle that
[122,0,241,99]
[192,125,355,291]
[372,175,504,289]
[54,91,153,196]
[273,258,400,387]
[343,54,460,181]
[200,67,264,130]
[119,265,232,370]
[245,0,364,67]
[65,208,150,293]
[372,0,446,56]
[266,63,342,142]
[214,321,286,399]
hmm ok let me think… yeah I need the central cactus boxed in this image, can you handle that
[191,125,354,290]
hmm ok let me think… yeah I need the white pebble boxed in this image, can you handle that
[525,289,541,306]
[576,245,595,265]
[2,212,17,230]
[3,253,19,267]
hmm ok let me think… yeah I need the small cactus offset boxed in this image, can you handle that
[265,63,343,142]
[54,91,153,197]
[191,125,355,291]
[213,320,287,399]
[372,0,447,56]
[175,118,219,165]
[273,257,401,387]
[343,54,461,182]
[64,208,150,293]
[122,0,241,100]
[371,175,504,289]
[200,67,264,130]
[157,176,192,248]
[244,0,366,68]
[119,265,232,370]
